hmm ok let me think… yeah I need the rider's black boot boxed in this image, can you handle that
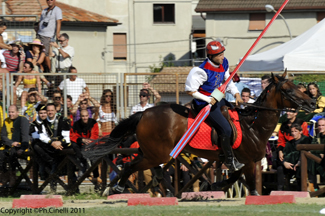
[220,135,245,172]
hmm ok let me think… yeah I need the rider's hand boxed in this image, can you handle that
[210,97,217,105]
[235,93,243,106]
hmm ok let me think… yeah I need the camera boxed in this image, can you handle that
[42,22,48,27]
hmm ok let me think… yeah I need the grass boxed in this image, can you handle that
[0,204,323,216]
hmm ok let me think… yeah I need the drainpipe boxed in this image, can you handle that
[2,0,6,15]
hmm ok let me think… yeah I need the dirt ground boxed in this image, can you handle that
[1,197,325,209]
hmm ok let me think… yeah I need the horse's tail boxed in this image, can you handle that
[110,111,143,139]
[82,112,143,161]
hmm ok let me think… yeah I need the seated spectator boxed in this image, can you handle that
[71,93,100,122]
[277,123,311,191]
[0,105,29,187]
[66,94,74,122]
[310,118,325,180]
[130,83,161,115]
[277,109,309,163]
[33,103,72,191]
[94,89,117,137]
[21,88,47,123]
[57,67,88,104]
[26,39,51,87]
[29,104,48,180]
[52,90,64,115]
[14,62,42,109]
[70,109,99,177]
[2,40,25,74]
[0,22,12,68]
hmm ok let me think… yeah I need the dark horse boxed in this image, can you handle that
[90,71,315,196]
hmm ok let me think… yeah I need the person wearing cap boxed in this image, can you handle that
[185,40,244,172]
[26,39,51,87]
[130,82,161,115]
[0,105,29,187]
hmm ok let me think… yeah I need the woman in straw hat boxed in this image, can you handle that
[26,39,51,87]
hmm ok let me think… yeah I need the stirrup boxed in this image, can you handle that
[226,158,244,172]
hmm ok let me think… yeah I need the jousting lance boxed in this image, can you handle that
[170,0,290,159]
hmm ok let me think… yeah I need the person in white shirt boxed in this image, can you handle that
[50,33,74,73]
[58,67,89,104]
[130,83,161,115]
[185,40,244,172]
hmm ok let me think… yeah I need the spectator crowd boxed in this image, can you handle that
[0,0,324,196]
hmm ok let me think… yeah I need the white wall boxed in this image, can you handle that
[205,12,318,65]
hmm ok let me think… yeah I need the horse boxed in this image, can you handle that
[84,70,315,196]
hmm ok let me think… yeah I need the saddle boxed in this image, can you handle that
[189,103,238,146]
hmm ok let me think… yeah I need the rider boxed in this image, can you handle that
[185,41,244,172]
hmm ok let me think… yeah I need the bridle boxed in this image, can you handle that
[238,79,303,128]
[241,79,302,113]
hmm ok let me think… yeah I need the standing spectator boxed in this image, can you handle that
[94,89,117,137]
[0,105,29,187]
[225,76,248,103]
[241,88,255,104]
[277,123,311,191]
[277,109,309,163]
[261,75,271,91]
[58,67,89,104]
[26,39,51,87]
[50,33,74,73]
[71,93,100,122]
[37,0,62,71]
[307,82,325,114]
[14,62,42,108]
[21,88,48,123]
[130,82,161,115]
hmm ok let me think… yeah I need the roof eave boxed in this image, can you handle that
[62,21,121,27]
[195,6,325,13]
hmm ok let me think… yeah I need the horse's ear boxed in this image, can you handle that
[271,72,279,83]
[282,68,287,79]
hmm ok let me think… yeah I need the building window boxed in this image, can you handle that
[153,4,175,23]
[249,13,265,30]
[113,33,127,60]
[317,12,325,23]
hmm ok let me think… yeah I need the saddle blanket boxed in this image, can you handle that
[187,109,242,151]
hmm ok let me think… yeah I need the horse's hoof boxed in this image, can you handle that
[249,190,260,196]
[211,182,223,191]
[102,187,112,197]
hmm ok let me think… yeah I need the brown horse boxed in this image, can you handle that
[87,71,315,196]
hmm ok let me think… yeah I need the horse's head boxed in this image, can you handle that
[270,70,315,112]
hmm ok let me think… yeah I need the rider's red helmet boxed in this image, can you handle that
[206,41,225,55]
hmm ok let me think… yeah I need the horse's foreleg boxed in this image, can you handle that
[211,169,243,191]
[242,161,259,196]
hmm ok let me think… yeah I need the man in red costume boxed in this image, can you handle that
[70,109,99,175]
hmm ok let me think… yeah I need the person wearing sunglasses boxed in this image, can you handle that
[37,0,62,72]
[130,82,161,115]
[50,33,74,74]
[51,89,64,116]
[93,89,117,137]
[71,92,100,122]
